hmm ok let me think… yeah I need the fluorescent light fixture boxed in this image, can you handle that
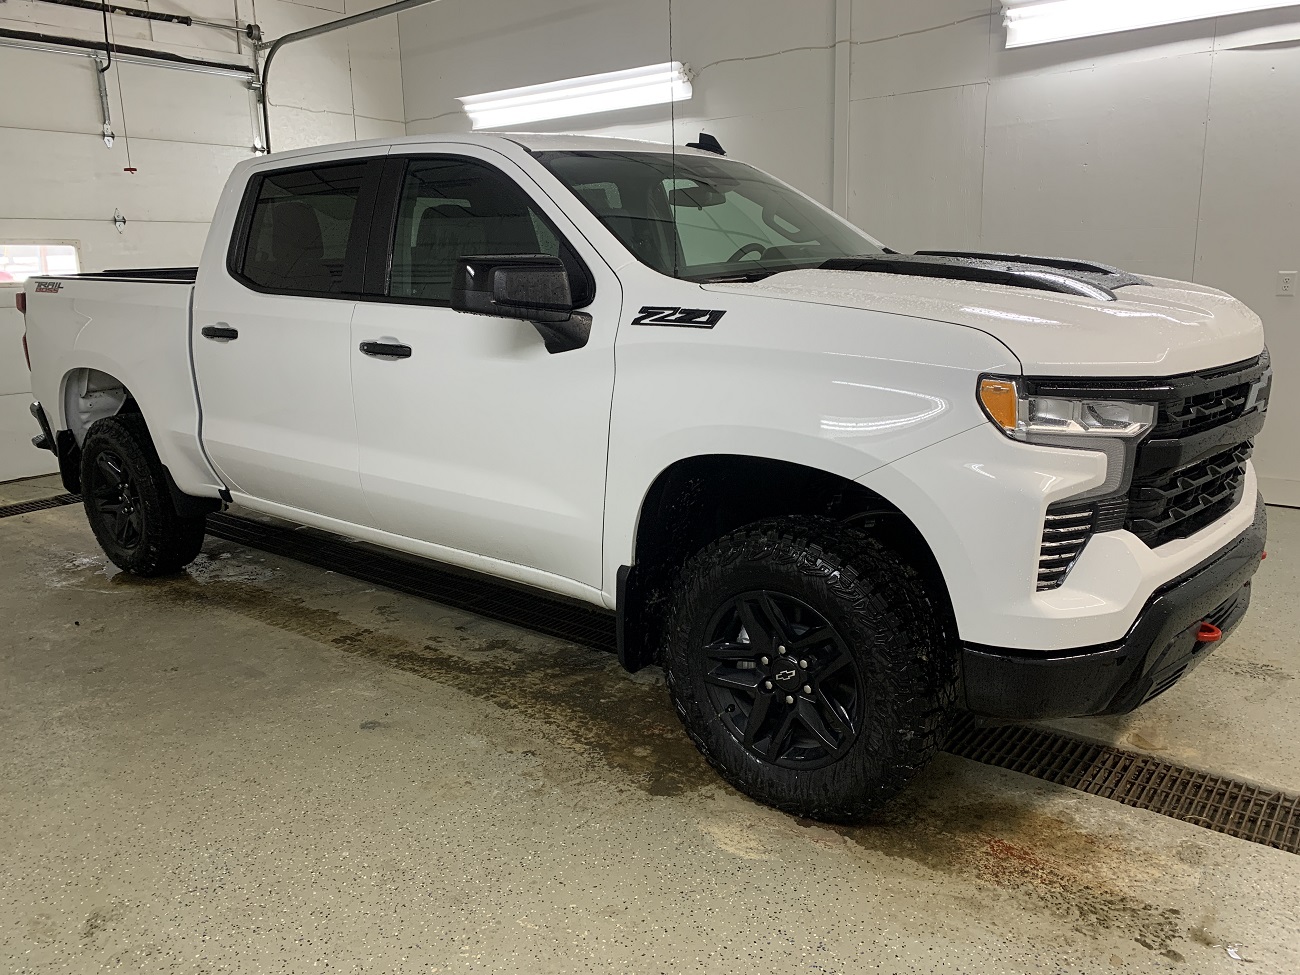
[1003,0,1300,48]
[459,61,692,130]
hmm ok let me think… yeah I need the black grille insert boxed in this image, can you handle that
[1157,381,1252,437]
[1127,441,1252,547]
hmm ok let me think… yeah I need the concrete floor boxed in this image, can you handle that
[1,475,1297,974]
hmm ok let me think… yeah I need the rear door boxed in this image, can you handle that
[192,155,383,522]
[348,147,621,592]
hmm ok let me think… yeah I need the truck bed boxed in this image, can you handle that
[24,271,225,501]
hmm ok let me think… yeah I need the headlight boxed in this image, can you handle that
[978,377,1155,442]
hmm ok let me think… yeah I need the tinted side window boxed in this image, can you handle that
[388,157,592,306]
[240,162,367,295]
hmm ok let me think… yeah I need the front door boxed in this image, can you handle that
[192,156,382,523]
[349,149,620,592]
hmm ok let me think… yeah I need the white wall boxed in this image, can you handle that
[8,0,1293,501]
[844,1,1300,505]
[0,0,404,482]
[397,0,1300,505]
[398,0,838,204]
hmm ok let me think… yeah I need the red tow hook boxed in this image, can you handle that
[1196,622,1223,644]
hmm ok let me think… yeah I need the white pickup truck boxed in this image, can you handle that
[20,133,1271,821]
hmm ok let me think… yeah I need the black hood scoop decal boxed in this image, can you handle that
[820,251,1149,302]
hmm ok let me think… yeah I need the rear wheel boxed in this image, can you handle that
[80,414,207,576]
[664,516,956,823]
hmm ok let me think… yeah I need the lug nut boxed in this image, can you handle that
[777,645,786,654]
[760,656,769,665]
[798,659,808,669]
[785,695,794,704]
[764,681,773,690]
[802,685,812,694]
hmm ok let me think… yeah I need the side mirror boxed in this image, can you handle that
[451,254,590,354]
[451,255,574,324]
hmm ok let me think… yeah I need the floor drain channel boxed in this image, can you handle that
[22,501,1297,851]
[0,493,80,519]
[946,716,1300,855]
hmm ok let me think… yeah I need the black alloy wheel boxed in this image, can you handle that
[702,590,862,769]
[87,449,144,553]
[80,414,208,575]
[664,516,958,823]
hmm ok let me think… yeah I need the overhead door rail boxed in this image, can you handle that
[254,0,442,152]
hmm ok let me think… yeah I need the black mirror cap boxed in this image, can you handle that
[451,255,574,324]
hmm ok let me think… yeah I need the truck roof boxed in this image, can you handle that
[257,131,720,165]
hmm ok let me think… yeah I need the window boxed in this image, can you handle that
[387,157,592,306]
[239,162,368,295]
[0,242,79,284]
[537,151,882,282]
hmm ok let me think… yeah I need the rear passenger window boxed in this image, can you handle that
[387,157,592,307]
[240,162,367,295]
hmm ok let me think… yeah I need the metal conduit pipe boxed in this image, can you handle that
[30,0,257,33]
[0,27,257,77]
[257,0,442,152]
[33,0,195,27]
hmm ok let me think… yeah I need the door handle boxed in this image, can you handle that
[359,340,412,359]
[201,324,239,341]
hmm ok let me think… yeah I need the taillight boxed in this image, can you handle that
[16,292,30,369]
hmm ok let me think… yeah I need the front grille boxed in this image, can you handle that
[1127,441,1252,548]
[1156,381,1251,437]
[1025,351,1269,553]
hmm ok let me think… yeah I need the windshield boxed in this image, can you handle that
[535,150,884,282]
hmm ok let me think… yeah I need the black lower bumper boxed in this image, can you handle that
[962,495,1267,720]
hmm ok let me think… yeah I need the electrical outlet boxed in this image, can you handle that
[1280,271,1297,297]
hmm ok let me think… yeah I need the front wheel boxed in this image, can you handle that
[663,517,957,823]
[80,414,207,576]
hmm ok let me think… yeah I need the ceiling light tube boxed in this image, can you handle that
[1003,0,1300,48]
[459,61,692,129]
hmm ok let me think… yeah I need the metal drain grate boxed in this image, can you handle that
[206,512,618,652]
[0,493,80,519]
[946,716,1300,854]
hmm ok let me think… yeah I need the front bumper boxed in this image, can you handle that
[961,494,1266,720]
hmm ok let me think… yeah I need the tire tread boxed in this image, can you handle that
[663,515,957,823]
[80,414,206,576]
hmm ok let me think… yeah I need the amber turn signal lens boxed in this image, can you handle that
[979,378,1020,433]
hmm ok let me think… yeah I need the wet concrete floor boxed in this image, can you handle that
[1,478,1297,973]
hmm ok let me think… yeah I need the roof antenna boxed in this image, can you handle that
[686,132,726,156]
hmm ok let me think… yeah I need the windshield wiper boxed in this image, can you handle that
[703,269,782,283]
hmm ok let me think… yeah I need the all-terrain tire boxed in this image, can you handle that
[663,516,957,823]
[80,414,207,576]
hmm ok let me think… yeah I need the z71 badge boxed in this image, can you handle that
[34,281,63,293]
[633,306,726,328]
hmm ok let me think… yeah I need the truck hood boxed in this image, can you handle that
[704,268,1266,377]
